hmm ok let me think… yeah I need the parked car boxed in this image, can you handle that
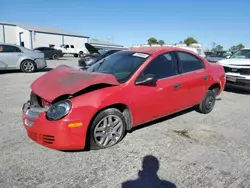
[78,43,122,69]
[54,44,88,57]
[206,51,232,63]
[34,47,63,60]
[0,43,47,73]
[22,47,225,151]
[217,48,250,91]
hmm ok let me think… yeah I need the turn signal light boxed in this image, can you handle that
[68,122,83,128]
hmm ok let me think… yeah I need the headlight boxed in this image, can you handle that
[46,100,72,120]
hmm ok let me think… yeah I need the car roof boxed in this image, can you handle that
[127,46,195,55]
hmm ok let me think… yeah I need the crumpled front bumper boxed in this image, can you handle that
[22,101,87,150]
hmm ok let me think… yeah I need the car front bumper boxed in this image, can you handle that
[225,73,250,91]
[22,101,88,150]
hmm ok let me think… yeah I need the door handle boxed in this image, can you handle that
[204,76,208,81]
[173,84,180,89]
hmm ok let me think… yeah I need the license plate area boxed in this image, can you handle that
[226,76,237,82]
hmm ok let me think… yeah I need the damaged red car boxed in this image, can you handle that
[22,47,226,151]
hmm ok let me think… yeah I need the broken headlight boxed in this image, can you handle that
[46,100,72,120]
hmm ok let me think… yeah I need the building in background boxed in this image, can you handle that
[0,21,124,50]
[0,21,89,49]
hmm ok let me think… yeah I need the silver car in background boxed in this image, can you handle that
[0,43,47,73]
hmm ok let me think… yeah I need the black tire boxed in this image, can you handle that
[20,60,37,73]
[195,90,216,114]
[74,54,78,57]
[52,54,59,60]
[79,51,84,58]
[88,108,127,150]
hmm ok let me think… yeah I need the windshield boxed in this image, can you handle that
[86,51,150,83]
[230,49,250,59]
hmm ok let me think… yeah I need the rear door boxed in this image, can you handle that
[174,51,208,106]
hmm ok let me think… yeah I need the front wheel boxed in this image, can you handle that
[89,108,127,150]
[195,90,216,114]
[74,54,78,57]
[52,54,59,60]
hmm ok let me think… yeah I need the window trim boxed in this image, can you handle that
[134,52,179,84]
[174,51,206,75]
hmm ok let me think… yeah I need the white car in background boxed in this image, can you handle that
[217,48,250,91]
[0,43,47,73]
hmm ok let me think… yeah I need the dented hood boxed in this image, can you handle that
[31,65,119,102]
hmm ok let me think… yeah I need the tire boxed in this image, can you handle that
[89,108,127,150]
[52,54,59,60]
[74,54,78,58]
[79,51,84,58]
[195,90,216,114]
[20,60,37,73]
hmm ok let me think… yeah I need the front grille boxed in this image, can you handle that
[41,135,55,144]
[224,67,250,75]
[28,131,37,141]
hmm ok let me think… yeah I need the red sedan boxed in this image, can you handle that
[22,47,226,150]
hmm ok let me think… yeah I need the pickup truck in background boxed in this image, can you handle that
[55,44,88,58]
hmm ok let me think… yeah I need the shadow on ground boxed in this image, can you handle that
[224,86,250,95]
[122,155,176,188]
[131,107,194,132]
[0,68,53,75]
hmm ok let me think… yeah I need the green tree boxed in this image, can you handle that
[147,37,158,45]
[212,45,223,52]
[183,37,198,46]
[158,40,165,46]
[230,44,245,51]
[236,43,245,50]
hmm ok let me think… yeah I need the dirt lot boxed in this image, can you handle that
[0,57,250,188]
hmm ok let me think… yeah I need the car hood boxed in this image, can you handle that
[217,59,250,67]
[85,43,100,54]
[206,56,224,62]
[30,65,119,102]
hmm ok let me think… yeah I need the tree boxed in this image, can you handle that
[147,37,158,45]
[212,45,223,52]
[158,40,165,46]
[230,43,245,51]
[183,37,198,46]
[236,43,245,50]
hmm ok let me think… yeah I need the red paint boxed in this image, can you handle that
[22,47,225,150]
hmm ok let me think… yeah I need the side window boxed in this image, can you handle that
[177,51,204,73]
[141,53,178,80]
[2,45,22,53]
[70,45,74,48]
[65,45,69,48]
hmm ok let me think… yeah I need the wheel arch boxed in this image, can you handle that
[19,59,37,69]
[208,82,221,95]
[89,103,133,131]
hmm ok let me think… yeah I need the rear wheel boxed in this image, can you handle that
[52,54,59,60]
[89,108,127,150]
[196,90,216,114]
[74,54,78,57]
[79,51,84,58]
[20,60,37,73]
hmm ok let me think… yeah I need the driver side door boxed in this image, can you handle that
[130,52,183,126]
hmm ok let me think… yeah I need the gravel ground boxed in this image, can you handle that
[0,57,250,188]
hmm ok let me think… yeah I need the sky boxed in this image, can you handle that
[1,0,250,49]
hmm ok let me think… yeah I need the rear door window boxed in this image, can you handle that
[2,45,22,53]
[176,51,205,73]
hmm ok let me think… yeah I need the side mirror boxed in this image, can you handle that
[135,74,157,86]
[226,55,231,59]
